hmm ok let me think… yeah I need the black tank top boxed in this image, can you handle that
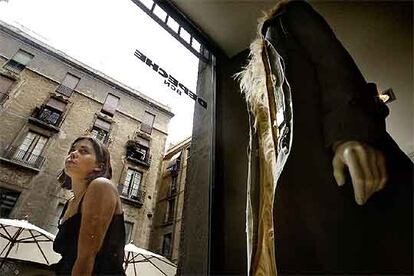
[52,195,126,275]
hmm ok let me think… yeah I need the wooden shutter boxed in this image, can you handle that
[136,136,150,148]
[56,73,80,97]
[102,94,119,116]
[94,118,111,131]
[46,98,66,112]
[61,73,80,89]
[140,111,155,134]
[13,50,34,65]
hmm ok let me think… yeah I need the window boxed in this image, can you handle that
[166,17,179,33]
[162,233,172,257]
[132,0,209,61]
[125,137,151,166]
[50,203,65,235]
[140,111,155,134]
[165,198,175,223]
[13,131,48,167]
[0,74,14,104]
[102,93,119,116]
[127,144,148,163]
[0,187,20,218]
[186,146,191,159]
[56,73,80,97]
[37,98,66,126]
[180,28,191,44]
[170,175,177,195]
[122,169,142,199]
[90,118,111,143]
[3,49,34,73]
[140,0,154,10]
[125,221,134,244]
[167,152,181,173]
[38,107,61,126]
[153,5,167,21]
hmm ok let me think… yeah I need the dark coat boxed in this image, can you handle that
[261,1,413,274]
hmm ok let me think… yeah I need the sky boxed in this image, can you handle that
[0,0,199,148]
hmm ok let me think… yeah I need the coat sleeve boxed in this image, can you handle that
[279,0,387,148]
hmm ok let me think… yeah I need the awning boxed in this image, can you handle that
[166,151,181,169]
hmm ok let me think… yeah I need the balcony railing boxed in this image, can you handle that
[118,184,146,206]
[0,146,45,170]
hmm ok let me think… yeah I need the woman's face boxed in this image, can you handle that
[65,139,100,180]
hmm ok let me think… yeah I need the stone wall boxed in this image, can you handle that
[0,24,173,250]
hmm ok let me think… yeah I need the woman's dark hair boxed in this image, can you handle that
[57,136,112,189]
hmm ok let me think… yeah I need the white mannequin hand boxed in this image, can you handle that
[332,141,387,205]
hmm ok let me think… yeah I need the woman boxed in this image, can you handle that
[52,136,126,275]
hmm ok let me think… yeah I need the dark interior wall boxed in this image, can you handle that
[312,1,413,156]
[211,50,249,274]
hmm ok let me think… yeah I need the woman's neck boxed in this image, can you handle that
[71,178,88,199]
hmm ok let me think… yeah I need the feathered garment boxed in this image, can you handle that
[235,3,293,275]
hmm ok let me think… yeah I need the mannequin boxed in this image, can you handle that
[237,1,413,275]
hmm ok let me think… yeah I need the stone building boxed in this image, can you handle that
[149,137,190,263]
[0,21,174,249]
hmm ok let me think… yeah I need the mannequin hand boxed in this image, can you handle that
[332,141,387,205]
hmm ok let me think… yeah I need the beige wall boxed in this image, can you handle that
[150,139,190,263]
[313,1,413,155]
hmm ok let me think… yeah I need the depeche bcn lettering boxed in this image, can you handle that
[134,49,207,109]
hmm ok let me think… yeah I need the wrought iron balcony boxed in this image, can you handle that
[117,184,146,206]
[0,146,45,170]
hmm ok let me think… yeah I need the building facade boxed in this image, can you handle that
[149,137,190,263]
[0,21,174,249]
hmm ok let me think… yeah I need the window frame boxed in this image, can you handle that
[0,187,21,218]
[122,168,143,200]
[37,106,63,126]
[90,126,109,143]
[13,131,48,167]
[140,111,155,134]
[101,93,120,117]
[55,73,80,97]
[165,197,175,224]
[90,117,111,144]
[162,232,172,257]
[3,49,34,74]
[0,74,15,104]
[124,221,134,244]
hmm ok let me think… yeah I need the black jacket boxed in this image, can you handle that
[261,1,412,274]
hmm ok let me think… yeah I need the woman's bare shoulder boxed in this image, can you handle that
[84,177,119,203]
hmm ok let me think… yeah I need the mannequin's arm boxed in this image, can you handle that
[332,141,387,205]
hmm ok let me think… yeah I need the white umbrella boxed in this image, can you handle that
[0,218,61,268]
[124,243,177,276]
